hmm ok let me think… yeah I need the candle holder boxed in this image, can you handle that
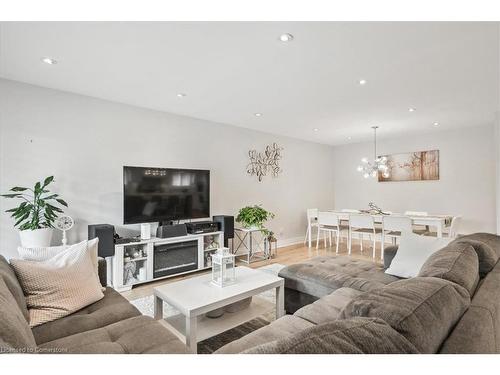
[211,248,236,287]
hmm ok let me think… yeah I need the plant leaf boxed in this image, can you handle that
[14,213,30,227]
[56,198,68,207]
[10,187,28,192]
[43,176,54,188]
[46,204,63,213]
[1,193,21,198]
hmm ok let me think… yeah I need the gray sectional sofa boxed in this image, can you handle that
[0,257,188,354]
[2,232,500,354]
[216,233,500,354]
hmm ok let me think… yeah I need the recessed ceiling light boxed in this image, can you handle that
[347,136,352,140]
[279,33,294,42]
[313,128,319,132]
[433,122,439,126]
[358,79,367,85]
[408,107,416,112]
[41,57,57,65]
[254,113,263,117]
[176,93,187,98]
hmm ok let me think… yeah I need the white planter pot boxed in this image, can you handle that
[19,228,53,248]
[245,225,260,231]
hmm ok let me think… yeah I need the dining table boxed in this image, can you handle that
[306,210,453,248]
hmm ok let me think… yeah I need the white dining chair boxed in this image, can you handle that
[336,209,358,242]
[316,211,341,253]
[348,214,381,259]
[404,211,429,234]
[424,215,462,238]
[304,208,319,248]
[381,215,413,260]
[448,216,462,238]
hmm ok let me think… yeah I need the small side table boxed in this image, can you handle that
[233,228,268,264]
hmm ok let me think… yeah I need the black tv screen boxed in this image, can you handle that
[123,166,210,224]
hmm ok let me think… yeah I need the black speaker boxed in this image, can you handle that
[213,215,234,247]
[156,224,188,238]
[88,224,115,257]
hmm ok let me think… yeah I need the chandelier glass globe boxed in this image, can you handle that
[357,126,390,179]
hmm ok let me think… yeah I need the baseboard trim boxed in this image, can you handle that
[276,236,304,249]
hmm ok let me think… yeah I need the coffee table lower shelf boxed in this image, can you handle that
[157,296,273,348]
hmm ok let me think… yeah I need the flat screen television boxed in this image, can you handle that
[123,166,210,224]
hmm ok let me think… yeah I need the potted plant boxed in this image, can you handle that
[236,205,275,231]
[1,176,68,247]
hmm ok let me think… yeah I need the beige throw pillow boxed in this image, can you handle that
[18,238,103,290]
[10,240,104,327]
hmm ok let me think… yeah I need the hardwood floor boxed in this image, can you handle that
[120,238,382,301]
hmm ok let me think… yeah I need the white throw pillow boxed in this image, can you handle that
[18,238,103,290]
[10,241,104,327]
[385,232,453,278]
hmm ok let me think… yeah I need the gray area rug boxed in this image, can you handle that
[198,310,275,354]
[130,263,286,353]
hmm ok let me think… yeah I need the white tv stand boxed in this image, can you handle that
[110,231,224,292]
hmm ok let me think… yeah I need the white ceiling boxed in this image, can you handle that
[0,22,498,145]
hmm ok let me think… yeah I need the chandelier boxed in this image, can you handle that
[357,126,390,179]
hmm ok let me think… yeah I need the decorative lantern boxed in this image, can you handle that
[266,236,278,258]
[211,248,236,287]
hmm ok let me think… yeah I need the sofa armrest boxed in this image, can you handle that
[383,246,398,270]
[98,257,107,287]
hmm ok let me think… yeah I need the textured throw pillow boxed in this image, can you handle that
[243,317,419,354]
[418,242,479,295]
[10,241,104,327]
[385,232,453,278]
[18,238,103,290]
[340,277,470,353]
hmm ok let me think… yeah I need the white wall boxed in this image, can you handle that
[333,125,497,234]
[0,79,335,259]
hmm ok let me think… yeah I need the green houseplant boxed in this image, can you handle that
[1,176,68,247]
[236,205,275,232]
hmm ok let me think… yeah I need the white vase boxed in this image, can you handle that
[19,228,53,248]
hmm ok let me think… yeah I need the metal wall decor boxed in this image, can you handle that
[247,143,283,182]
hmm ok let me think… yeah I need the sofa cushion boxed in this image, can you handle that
[418,242,479,295]
[32,287,141,344]
[340,277,470,353]
[451,233,500,277]
[10,240,104,327]
[279,256,398,299]
[0,255,29,322]
[440,263,500,353]
[215,315,314,354]
[39,315,188,354]
[0,278,37,352]
[294,287,363,325]
[243,317,419,354]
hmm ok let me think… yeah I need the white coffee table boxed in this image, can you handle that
[153,266,285,353]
